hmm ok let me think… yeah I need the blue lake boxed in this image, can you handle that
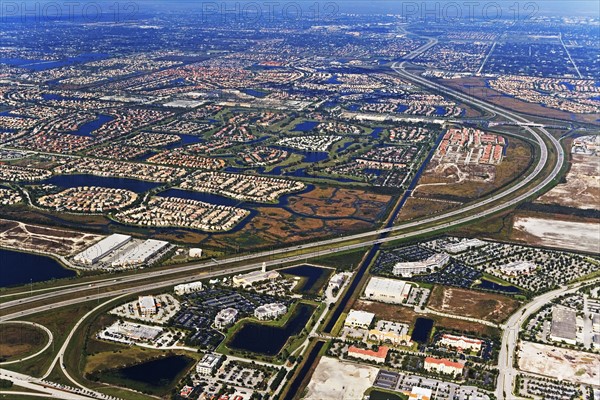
[227,303,315,355]
[68,114,114,137]
[293,121,319,132]
[280,265,333,295]
[0,249,75,287]
[477,279,521,294]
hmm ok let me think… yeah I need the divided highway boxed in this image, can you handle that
[1,60,564,323]
[0,38,567,400]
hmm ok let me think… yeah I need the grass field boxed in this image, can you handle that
[0,323,48,362]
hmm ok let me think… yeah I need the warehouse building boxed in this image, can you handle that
[74,233,131,265]
[345,309,375,329]
[550,306,577,345]
[364,277,413,304]
[111,239,170,268]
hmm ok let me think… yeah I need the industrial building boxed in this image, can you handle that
[254,303,287,320]
[392,253,450,277]
[214,308,238,329]
[189,248,203,258]
[174,281,203,296]
[73,233,131,265]
[363,277,413,304]
[110,239,170,268]
[423,357,464,376]
[196,353,222,375]
[345,309,375,329]
[550,306,577,345]
[138,295,157,316]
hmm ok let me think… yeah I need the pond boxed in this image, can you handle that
[476,279,521,294]
[279,264,333,295]
[93,355,195,396]
[293,121,319,132]
[227,303,315,355]
[0,248,76,287]
[410,317,434,344]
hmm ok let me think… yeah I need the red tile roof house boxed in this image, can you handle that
[347,345,389,363]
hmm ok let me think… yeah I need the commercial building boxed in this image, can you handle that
[424,357,464,376]
[74,233,131,265]
[438,334,483,353]
[110,239,170,268]
[138,295,157,316]
[369,320,412,346]
[498,261,536,276]
[345,309,375,329]
[363,277,413,304]
[328,273,346,291]
[550,306,577,345]
[444,239,486,254]
[196,353,222,375]
[215,308,238,329]
[174,281,203,296]
[347,345,389,363]
[232,263,280,287]
[392,253,450,277]
[254,303,287,320]
[189,248,203,258]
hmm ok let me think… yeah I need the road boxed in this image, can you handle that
[0,35,567,400]
[496,278,600,399]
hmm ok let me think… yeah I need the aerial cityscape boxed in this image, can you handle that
[0,1,598,400]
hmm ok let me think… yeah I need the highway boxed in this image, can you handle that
[1,42,564,325]
[0,37,570,400]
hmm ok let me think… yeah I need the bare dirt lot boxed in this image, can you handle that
[537,154,600,211]
[427,286,520,324]
[304,356,378,400]
[0,218,102,256]
[518,341,600,386]
[512,216,600,254]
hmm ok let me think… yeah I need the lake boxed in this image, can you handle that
[280,264,333,295]
[94,355,194,396]
[227,303,315,355]
[39,174,163,193]
[293,121,319,132]
[0,248,75,287]
[411,317,434,344]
